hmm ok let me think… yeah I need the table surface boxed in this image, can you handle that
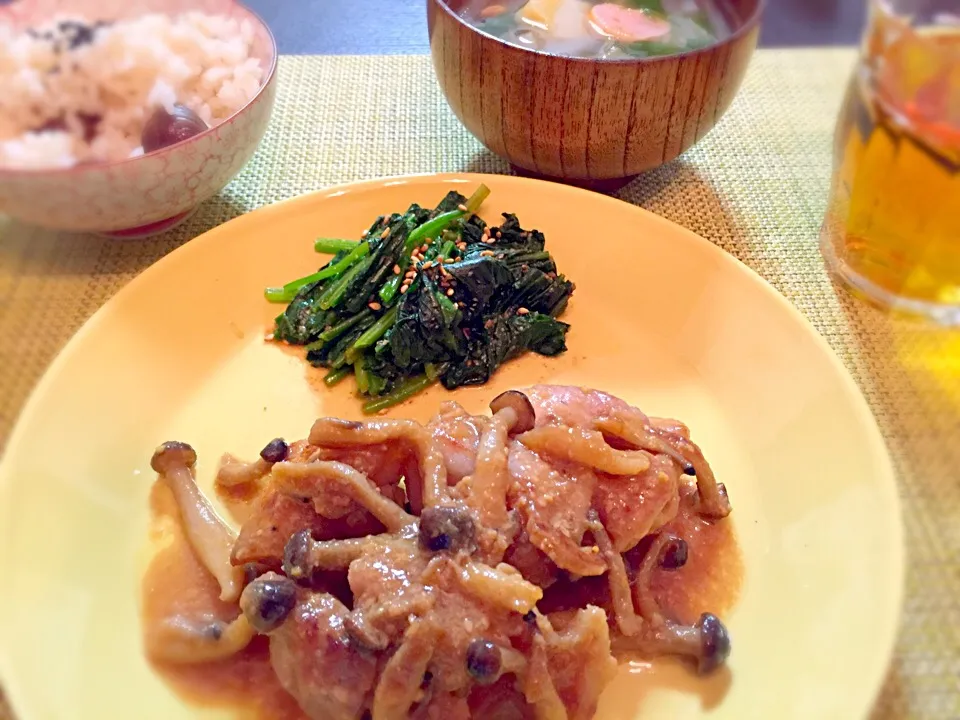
[1,47,958,720]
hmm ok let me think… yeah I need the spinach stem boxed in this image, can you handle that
[362,374,436,414]
[323,366,352,386]
[465,183,491,213]
[354,356,370,394]
[318,255,373,310]
[379,274,402,304]
[265,242,370,303]
[401,183,492,253]
[314,238,359,254]
[346,305,399,362]
[407,210,462,249]
[306,311,376,352]
[424,362,449,381]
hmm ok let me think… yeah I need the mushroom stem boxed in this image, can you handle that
[271,460,416,533]
[696,475,732,519]
[598,415,731,518]
[595,416,692,471]
[216,438,290,487]
[460,409,514,534]
[518,425,652,476]
[657,428,730,519]
[147,613,256,664]
[283,530,371,580]
[587,511,642,637]
[151,441,245,603]
[633,532,679,624]
[612,613,731,675]
[372,619,440,720]
[216,454,272,487]
[308,418,448,508]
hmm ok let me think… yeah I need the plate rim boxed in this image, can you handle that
[0,171,905,719]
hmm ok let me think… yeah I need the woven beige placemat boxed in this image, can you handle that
[0,49,958,719]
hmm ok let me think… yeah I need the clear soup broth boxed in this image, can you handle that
[460,0,732,59]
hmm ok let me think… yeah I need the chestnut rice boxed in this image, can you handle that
[0,12,265,169]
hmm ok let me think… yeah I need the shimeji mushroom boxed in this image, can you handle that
[151,441,246,602]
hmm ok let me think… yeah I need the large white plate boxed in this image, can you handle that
[0,174,903,720]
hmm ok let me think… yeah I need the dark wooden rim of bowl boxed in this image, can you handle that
[0,0,278,178]
[431,0,767,65]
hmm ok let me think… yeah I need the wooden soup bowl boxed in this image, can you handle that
[428,0,763,184]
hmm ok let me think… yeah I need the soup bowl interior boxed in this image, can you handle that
[428,0,763,184]
[0,0,277,236]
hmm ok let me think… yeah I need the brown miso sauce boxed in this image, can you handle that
[142,483,304,720]
[538,490,742,632]
[152,639,302,720]
[648,498,743,626]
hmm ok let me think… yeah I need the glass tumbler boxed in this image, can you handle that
[820,0,960,324]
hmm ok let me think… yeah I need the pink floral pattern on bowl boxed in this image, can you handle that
[0,0,278,235]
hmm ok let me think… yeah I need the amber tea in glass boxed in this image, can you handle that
[821,0,960,323]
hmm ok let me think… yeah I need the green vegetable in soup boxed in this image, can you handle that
[621,35,712,57]
[474,12,518,41]
[623,0,666,14]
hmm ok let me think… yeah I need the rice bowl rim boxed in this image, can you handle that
[0,0,278,178]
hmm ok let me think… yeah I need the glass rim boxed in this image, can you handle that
[869,0,960,27]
